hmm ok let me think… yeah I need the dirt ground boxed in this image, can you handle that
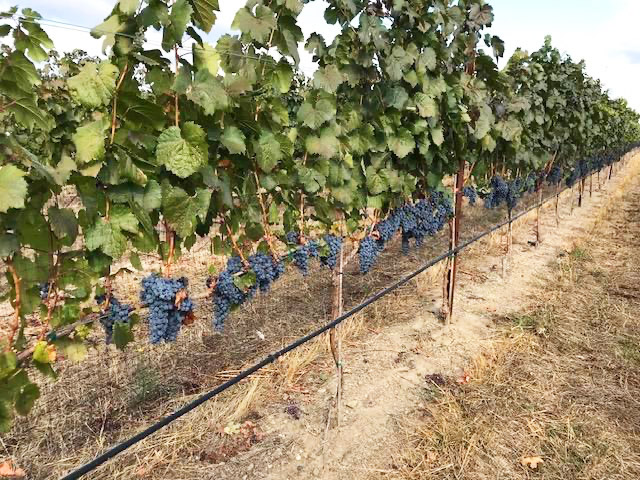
[2,154,637,479]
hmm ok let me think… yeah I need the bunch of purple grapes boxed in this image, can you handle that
[140,275,193,344]
[96,294,134,344]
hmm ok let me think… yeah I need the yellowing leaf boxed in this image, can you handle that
[0,165,28,213]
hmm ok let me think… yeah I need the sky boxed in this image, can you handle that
[2,0,639,112]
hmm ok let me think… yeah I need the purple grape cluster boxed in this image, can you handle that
[140,275,193,344]
[211,253,284,330]
[358,192,453,272]
[320,234,343,269]
[463,186,477,205]
[547,166,563,185]
[96,295,133,344]
[39,282,49,300]
[249,253,285,292]
[292,241,319,275]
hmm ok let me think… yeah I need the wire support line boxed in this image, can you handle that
[8,15,283,65]
[58,168,612,480]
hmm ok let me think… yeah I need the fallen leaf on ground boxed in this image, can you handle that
[521,456,544,469]
[0,461,26,478]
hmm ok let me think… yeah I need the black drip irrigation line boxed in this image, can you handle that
[59,165,621,480]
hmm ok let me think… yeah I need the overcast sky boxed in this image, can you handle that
[2,0,639,112]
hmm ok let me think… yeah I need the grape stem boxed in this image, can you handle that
[174,46,180,127]
[224,223,248,265]
[253,170,278,257]
[164,221,176,277]
[110,62,129,145]
[5,258,21,351]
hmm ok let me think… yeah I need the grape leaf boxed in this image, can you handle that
[221,126,246,154]
[14,383,39,416]
[189,0,219,32]
[0,166,27,213]
[186,70,229,115]
[388,128,416,158]
[431,126,445,147]
[6,97,53,131]
[85,220,128,259]
[306,129,339,159]
[13,18,53,62]
[68,62,119,108]
[91,15,123,54]
[313,65,344,93]
[112,322,134,350]
[162,0,193,51]
[72,117,109,164]
[118,0,140,15]
[48,207,78,243]
[156,122,208,178]
[232,5,276,44]
[415,93,438,117]
[297,99,336,129]
[384,86,409,110]
[0,234,19,258]
[256,131,283,173]
[162,185,211,238]
[52,338,87,362]
[193,42,220,75]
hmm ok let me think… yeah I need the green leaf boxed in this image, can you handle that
[112,322,134,350]
[0,166,27,213]
[68,62,119,108]
[417,48,437,73]
[48,207,78,243]
[162,0,193,51]
[72,117,109,164]
[0,234,19,258]
[13,19,53,62]
[156,122,208,178]
[193,42,220,75]
[189,0,219,32]
[384,86,409,110]
[14,383,39,416]
[233,270,256,292]
[297,99,336,129]
[6,96,53,131]
[221,126,246,154]
[272,63,294,93]
[85,220,128,259]
[366,172,388,195]
[232,5,276,44]
[111,206,139,234]
[306,129,339,159]
[143,180,162,211]
[186,70,229,115]
[415,93,438,118]
[119,0,140,14]
[431,126,445,147]
[130,251,143,270]
[162,185,211,238]
[256,131,283,173]
[91,15,124,53]
[313,65,344,93]
[388,128,415,158]
[0,352,17,380]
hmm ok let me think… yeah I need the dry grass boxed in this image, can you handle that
[382,169,640,480]
[2,156,633,478]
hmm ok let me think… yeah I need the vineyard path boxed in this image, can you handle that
[204,157,639,480]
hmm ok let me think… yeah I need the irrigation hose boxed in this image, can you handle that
[59,164,625,480]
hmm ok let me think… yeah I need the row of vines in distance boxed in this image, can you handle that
[1,0,639,432]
